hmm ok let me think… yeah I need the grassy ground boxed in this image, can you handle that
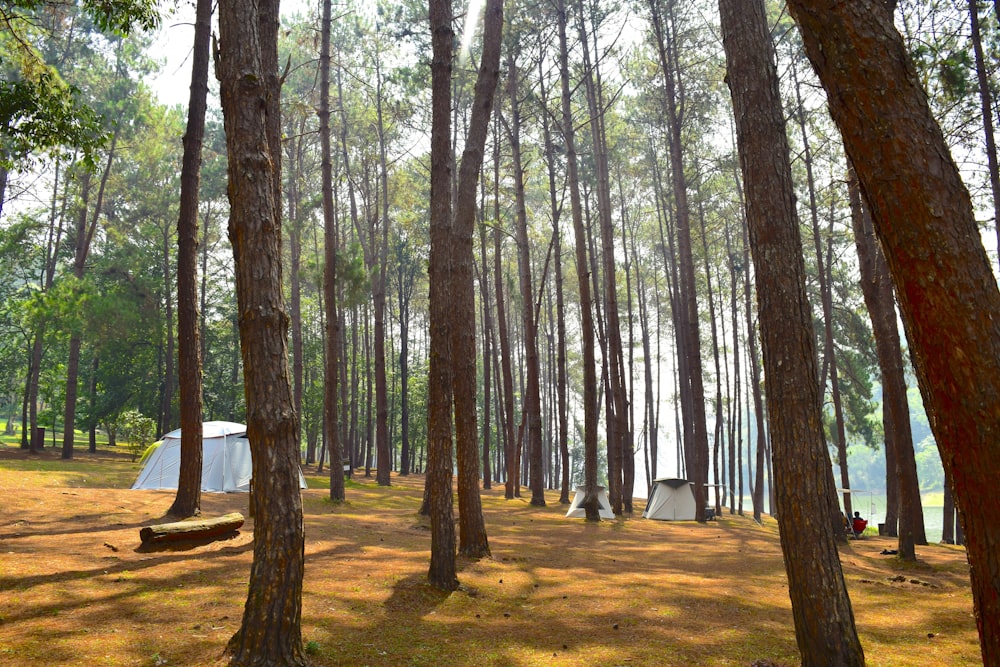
[0,444,979,666]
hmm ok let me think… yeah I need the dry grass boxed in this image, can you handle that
[0,445,979,666]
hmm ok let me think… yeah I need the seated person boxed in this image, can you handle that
[852,511,868,536]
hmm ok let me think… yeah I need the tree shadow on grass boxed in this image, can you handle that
[382,570,454,615]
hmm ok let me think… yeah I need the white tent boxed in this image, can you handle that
[565,485,616,519]
[130,421,306,493]
[642,478,697,521]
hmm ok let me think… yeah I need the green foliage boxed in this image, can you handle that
[116,409,154,462]
[0,74,103,171]
[0,0,159,175]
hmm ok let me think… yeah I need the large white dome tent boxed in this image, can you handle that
[130,421,306,493]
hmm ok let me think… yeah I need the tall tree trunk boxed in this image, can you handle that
[967,0,1000,275]
[787,1,1000,660]
[618,179,637,511]
[696,193,723,516]
[477,206,492,489]
[169,0,211,517]
[790,60,852,532]
[451,0,503,555]
[218,0,306,661]
[578,0,629,515]
[847,164,925,560]
[398,248,415,477]
[287,127,305,464]
[493,126,517,499]
[724,216,741,513]
[556,0,600,521]
[426,0,459,589]
[651,148,691,479]
[373,50,392,488]
[537,49,570,505]
[320,0,344,503]
[720,2,865,663]
[744,209,766,521]
[363,305,373,476]
[505,57,544,508]
[649,0,710,520]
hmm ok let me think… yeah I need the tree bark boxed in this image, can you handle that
[648,0,710,520]
[967,0,1000,276]
[373,51,392,488]
[537,52,570,505]
[696,194,723,517]
[287,127,305,464]
[451,0,502,555]
[218,0,306,661]
[398,248,416,477]
[578,0,630,515]
[494,188,516,500]
[477,207,492,489]
[787,1,1000,661]
[169,0,211,518]
[320,0,345,503]
[556,0,600,521]
[140,512,243,544]
[719,1,865,663]
[505,57,544,509]
[789,59,852,535]
[426,0,458,590]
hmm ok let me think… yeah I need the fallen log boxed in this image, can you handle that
[139,512,245,544]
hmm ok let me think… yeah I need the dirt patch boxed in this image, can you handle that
[0,449,980,666]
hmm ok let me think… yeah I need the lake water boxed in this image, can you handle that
[717,491,948,540]
[842,491,946,540]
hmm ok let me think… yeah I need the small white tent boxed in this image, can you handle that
[642,478,697,521]
[565,485,616,519]
[130,421,306,493]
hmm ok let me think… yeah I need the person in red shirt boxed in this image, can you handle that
[852,511,868,537]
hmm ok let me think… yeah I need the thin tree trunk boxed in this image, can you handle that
[790,59,852,534]
[369,49,392,487]
[494,139,517,500]
[505,57,544,508]
[398,249,415,477]
[847,163,925,559]
[648,0,709,519]
[967,0,1000,275]
[64,126,118,459]
[537,47,570,505]
[725,217,741,514]
[578,0,629,515]
[556,0,600,521]
[320,0,344,503]
[478,202,492,490]
[696,193,723,516]
[170,0,211,517]
[287,125,306,464]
